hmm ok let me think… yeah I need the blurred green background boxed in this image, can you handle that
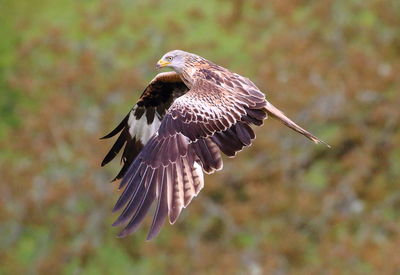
[1,0,399,274]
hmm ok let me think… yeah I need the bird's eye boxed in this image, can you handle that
[166,56,173,62]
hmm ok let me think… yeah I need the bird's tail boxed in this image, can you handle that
[264,102,330,148]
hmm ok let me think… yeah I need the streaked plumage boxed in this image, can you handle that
[101,50,329,239]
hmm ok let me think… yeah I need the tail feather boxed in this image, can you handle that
[265,102,330,148]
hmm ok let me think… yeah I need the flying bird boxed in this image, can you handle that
[101,50,329,240]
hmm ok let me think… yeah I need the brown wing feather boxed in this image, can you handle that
[101,72,188,181]
[193,63,329,146]
[112,76,267,239]
[109,62,328,240]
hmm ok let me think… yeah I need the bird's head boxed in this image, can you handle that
[156,50,197,73]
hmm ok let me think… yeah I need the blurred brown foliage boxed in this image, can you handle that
[1,0,400,274]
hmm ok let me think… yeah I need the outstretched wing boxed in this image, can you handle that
[195,65,329,146]
[113,76,268,239]
[101,72,189,181]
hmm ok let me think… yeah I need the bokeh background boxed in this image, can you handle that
[1,0,400,274]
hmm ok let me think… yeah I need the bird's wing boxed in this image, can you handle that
[198,63,330,147]
[195,66,330,147]
[113,77,269,239]
[101,72,189,181]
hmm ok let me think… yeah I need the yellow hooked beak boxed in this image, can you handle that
[156,59,171,69]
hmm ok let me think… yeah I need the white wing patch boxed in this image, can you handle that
[128,107,162,144]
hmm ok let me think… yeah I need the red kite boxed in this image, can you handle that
[101,50,329,239]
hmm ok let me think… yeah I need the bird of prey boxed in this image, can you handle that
[101,50,329,240]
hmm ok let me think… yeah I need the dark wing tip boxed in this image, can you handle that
[111,176,119,182]
[101,158,109,167]
[101,137,124,167]
[101,113,130,140]
[100,133,112,140]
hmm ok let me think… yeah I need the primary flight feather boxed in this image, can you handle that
[101,50,329,240]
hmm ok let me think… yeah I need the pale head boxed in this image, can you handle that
[156,50,197,73]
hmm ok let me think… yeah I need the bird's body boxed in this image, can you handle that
[101,50,328,239]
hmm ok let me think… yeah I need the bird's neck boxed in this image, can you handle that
[178,67,196,89]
